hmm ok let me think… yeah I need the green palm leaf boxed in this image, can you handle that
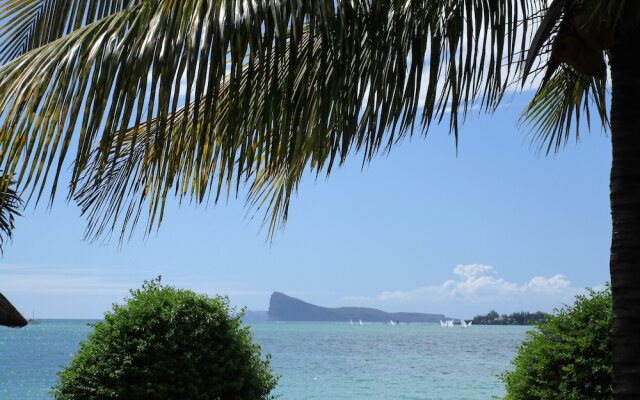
[0,0,139,64]
[0,174,22,251]
[1,0,544,240]
[521,66,608,155]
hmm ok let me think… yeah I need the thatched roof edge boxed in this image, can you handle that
[0,292,28,328]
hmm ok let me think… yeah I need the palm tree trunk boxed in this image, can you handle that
[609,28,640,399]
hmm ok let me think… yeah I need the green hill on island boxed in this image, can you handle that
[268,292,446,323]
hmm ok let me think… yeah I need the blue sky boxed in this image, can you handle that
[0,93,612,319]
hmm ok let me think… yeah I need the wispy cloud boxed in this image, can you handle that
[343,264,582,317]
[0,263,274,318]
[0,264,134,296]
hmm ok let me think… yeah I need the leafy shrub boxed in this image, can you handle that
[501,286,612,399]
[53,278,277,399]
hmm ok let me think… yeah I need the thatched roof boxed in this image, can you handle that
[0,292,27,328]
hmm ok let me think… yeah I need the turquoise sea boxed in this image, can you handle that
[0,320,529,399]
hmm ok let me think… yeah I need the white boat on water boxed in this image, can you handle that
[389,320,396,326]
[441,319,471,328]
[28,311,40,325]
[350,320,354,325]
[440,320,458,328]
[359,319,363,326]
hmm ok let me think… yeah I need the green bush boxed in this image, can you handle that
[53,278,277,400]
[501,286,612,399]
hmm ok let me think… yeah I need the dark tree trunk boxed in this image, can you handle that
[609,27,640,399]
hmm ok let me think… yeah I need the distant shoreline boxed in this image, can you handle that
[472,310,547,326]
[471,322,539,326]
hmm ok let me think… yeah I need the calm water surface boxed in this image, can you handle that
[0,320,529,399]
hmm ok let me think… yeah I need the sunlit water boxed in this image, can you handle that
[0,320,529,399]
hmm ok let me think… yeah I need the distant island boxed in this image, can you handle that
[267,292,447,323]
[472,310,547,325]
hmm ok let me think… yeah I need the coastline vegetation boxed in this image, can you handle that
[501,286,612,399]
[473,310,547,326]
[53,278,277,400]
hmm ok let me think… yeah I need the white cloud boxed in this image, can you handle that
[343,264,582,317]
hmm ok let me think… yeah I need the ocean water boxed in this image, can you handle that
[0,320,529,399]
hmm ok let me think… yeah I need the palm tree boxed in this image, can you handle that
[0,173,21,252]
[0,0,637,396]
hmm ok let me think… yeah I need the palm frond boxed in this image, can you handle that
[521,66,608,155]
[1,0,544,240]
[0,0,138,65]
[518,0,612,158]
[0,173,22,251]
[521,0,565,85]
[74,30,324,241]
[0,1,150,204]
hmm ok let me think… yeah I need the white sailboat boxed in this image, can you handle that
[446,320,454,328]
[28,311,40,325]
[439,320,446,328]
[359,319,363,326]
[389,320,396,326]
[468,321,473,327]
[350,319,354,325]
[460,319,468,328]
